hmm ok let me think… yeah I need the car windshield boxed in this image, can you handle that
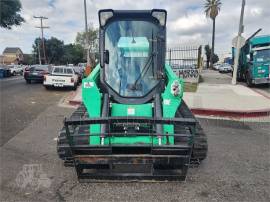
[105,20,159,97]
[254,49,270,62]
[53,67,73,74]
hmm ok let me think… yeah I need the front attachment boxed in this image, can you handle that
[63,116,196,181]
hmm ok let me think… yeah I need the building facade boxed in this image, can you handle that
[2,47,24,65]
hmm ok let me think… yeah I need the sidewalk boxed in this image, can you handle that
[68,86,82,105]
[184,83,270,117]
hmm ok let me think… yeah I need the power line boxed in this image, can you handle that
[34,16,49,64]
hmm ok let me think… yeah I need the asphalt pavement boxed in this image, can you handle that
[0,76,68,146]
[0,103,269,202]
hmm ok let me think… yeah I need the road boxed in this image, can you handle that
[0,76,68,146]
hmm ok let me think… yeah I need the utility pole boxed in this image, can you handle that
[84,0,91,70]
[232,0,246,85]
[37,40,41,65]
[34,16,49,64]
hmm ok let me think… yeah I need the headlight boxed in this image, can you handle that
[151,9,167,26]
[171,80,181,96]
[99,10,114,26]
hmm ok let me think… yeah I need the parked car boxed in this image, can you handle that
[213,63,221,70]
[72,66,84,83]
[24,65,49,84]
[8,65,23,75]
[43,66,79,90]
[218,63,232,73]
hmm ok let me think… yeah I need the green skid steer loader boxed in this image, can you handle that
[57,9,207,181]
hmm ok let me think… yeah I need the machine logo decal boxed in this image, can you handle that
[164,99,171,105]
[127,108,135,115]
[84,82,94,88]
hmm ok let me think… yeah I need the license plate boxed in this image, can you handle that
[54,83,63,87]
[32,72,38,75]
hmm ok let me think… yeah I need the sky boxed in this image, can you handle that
[0,0,269,56]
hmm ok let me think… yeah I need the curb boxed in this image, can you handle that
[250,88,270,100]
[69,100,82,106]
[191,108,270,118]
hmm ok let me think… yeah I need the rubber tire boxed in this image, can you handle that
[236,71,242,82]
[26,79,31,84]
[44,85,50,90]
[72,84,77,91]
[246,71,253,87]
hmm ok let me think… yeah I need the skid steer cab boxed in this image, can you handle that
[57,9,208,181]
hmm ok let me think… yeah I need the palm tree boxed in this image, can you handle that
[204,0,222,68]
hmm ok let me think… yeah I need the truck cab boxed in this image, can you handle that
[238,35,270,86]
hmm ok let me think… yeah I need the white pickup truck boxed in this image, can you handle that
[43,66,79,90]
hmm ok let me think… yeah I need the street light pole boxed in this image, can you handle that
[232,0,246,85]
[84,0,91,69]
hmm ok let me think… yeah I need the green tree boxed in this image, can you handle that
[32,37,65,65]
[0,0,25,29]
[205,45,219,68]
[46,37,65,65]
[61,44,85,65]
[204,0,222,68]
[32,37,85,65]
[22,54,35,65]
[213,53,219,64]
[75,25,99,66]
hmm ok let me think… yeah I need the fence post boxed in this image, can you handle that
[169,49,172,65]
[197,46,202,69]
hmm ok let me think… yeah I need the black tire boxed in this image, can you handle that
[26,79,31,84]
[175,101,208,162]
[44,85,50,90]
[72,84,77,91]
[246,71,253,87]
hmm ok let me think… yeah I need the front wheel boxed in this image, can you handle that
[72,84,77,91]
[44,85,50,90]
[246,72,253,87]
[26,79,31,84]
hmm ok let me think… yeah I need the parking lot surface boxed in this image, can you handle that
[0,76,68,146]
[1,100,269,202]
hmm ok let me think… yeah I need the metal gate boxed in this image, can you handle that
[166,46,202,80]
